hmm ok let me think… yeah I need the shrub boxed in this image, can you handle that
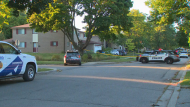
[103,47,112,54]
[35,55,41,61]
[82,54,89,62]
[51,55,61,61]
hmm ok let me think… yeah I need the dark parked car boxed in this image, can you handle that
[63,50,81,66]
[96,50,105,53]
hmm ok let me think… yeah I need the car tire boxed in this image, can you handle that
[79,62,81,66]
[23,64,35,81]
[64,63,67,66]
[166,58,173,64]
[141,58,148,63]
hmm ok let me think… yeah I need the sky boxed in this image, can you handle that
[76,0,151,31]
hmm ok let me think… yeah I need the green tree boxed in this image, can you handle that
[26,0,133,55]
[125,39,135,52]
[145,0,190,33]
[124,9,147,52]
[0,0,11,30]
[176,28,189,48]
[1,11,28,39]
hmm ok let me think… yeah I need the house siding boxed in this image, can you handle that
[37,31,64,53]
[12,28,33,52]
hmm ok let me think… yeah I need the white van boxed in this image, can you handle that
[0,41,38,81]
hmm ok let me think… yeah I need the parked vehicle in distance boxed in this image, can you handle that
[179,51,188,58]
[110,49,120,55]
[139,50,180,64]
[64,50,81,66]
[0,41,38,81]
[96,50,105,54]
[122,50,127,55]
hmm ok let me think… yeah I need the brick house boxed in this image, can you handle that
[11,24,103,53]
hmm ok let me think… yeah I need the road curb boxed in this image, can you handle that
[167,65,187,107]
[37,68,57,74]
[156,60,189,107]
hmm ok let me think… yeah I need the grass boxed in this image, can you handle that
[37,61,64,65]
[38,68,54,72]
[180,71,190,86]
[103,57,136,63]
[24,52,137,65]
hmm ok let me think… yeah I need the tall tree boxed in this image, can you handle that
[176,28,189,48]
[1,11,28,39]
[14,0,133,55]
[124,9,147,52]
[0,0,11,30]
[145,0,190,33]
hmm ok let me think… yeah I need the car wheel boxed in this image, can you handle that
[23,64,35,81]
[64,63,67,66]
[141,58,147,63]
[79,62,81,66]
[166,58,173,64]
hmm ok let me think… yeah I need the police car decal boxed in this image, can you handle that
[0,56,23,76]
[0,56,4,60]
[152,57,162,59]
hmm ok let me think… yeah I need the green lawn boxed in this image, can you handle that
[38,68,54,72]
[180,71,190,86]
[24,52,137,65]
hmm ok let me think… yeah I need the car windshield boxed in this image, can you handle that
[181,52,187,53]
[67,52,79,56]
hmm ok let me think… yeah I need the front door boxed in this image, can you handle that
[33,42,38,52]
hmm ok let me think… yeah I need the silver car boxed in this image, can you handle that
[110,49,120,55]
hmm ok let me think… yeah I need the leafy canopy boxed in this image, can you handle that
[27,0,133,54]
[145,0,190,32]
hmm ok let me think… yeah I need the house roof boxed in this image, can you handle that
[11,24,30,29]
[2,38,14,43]
[81,40,102,44]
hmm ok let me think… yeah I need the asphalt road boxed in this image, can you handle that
[0,58,189,107]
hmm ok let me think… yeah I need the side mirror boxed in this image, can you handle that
[17,50,22,54]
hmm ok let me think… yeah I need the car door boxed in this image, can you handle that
[149,52,157,61]
[1,43,24,76]
[0,43,6,77]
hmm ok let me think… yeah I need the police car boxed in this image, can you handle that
[0,41,38,81]
[139,50,180,64]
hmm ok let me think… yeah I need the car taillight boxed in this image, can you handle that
[140,55,142,57]
[78,55,80,58]
[64,55,67,58]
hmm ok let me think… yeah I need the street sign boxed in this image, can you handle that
[15,39,20,46]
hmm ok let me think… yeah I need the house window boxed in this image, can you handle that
[51,30,58,33]
[67,42,70,47]
[77,33,80,37]
[32,29,38,34]
[17,29,26,34]
[50,41,58,46]
[83,34,86,38]
[18,42,26,48]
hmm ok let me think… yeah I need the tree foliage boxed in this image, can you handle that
[145,0,190,33]
[24,0,133,55]
[1,11,28,39]
[0,0,11,30]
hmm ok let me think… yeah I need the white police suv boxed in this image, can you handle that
[139,50,180,64]
[0,41,38,81]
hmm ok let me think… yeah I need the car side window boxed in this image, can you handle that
[0,44,5,53]
[1,43,17,54]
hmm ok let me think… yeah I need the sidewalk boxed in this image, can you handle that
[156,60,190,107]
